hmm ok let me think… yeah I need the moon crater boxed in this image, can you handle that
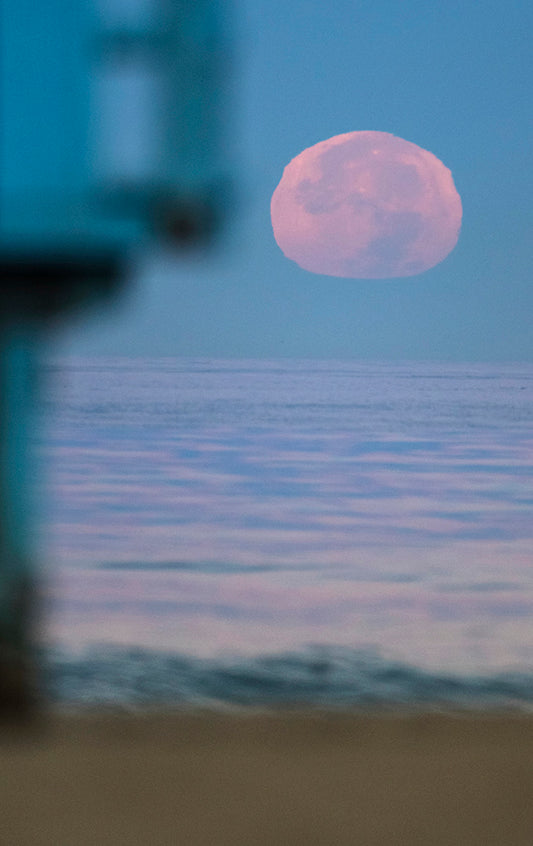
[271,131,462,278]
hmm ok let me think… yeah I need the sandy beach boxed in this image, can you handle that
[1,711,532,845]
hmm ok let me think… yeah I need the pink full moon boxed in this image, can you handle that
[270,131,462,278]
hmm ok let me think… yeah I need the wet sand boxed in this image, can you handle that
[1,711,532,845]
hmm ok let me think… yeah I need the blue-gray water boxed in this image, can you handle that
[39,358,533,710]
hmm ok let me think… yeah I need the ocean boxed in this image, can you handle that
[37,358,533,710]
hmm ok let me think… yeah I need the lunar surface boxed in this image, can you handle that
[270,131,462,278]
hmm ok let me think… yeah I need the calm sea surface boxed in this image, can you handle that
[38,358,533,709]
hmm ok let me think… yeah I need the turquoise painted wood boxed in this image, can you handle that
[0,0,230,257]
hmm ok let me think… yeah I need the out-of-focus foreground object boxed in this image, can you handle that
[0,0,232,717]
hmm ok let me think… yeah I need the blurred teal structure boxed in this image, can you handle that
[0,0,232,714]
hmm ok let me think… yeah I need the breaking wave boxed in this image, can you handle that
[43,645,533,712]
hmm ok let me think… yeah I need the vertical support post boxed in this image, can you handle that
[0,319,39,716]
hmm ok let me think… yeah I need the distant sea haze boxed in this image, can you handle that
[39,358,533,709]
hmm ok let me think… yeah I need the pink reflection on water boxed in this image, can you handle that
[40,426,533,673]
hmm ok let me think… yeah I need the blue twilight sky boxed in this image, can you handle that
[55,0,532,361]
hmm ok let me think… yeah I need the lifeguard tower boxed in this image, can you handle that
[0,0,232,714]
